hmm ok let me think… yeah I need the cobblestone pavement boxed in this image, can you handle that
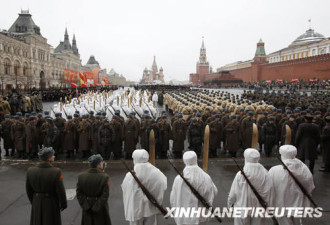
[0,158,329,225]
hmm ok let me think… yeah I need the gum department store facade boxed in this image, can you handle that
[0,10,107,91]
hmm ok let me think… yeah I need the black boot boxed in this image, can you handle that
[5,149,9,156]
[11,149,15,157]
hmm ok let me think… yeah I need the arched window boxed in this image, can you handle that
[23,62,28,76]
[14,60,21,76]
[4,58,11,75]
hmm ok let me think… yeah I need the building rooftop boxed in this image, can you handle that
[291,28,326,46]
[8,10,41,35]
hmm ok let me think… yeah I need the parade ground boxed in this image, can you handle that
[0,89,329,225]
[1,157,330,225]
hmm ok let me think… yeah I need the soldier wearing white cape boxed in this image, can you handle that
[268,145,315,225]
[121,149,167,225]
[170,151,218,225]
[228,148,272,225]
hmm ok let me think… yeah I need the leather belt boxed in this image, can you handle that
[34,193,54,197]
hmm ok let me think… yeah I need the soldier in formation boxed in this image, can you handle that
[2,88,328,169]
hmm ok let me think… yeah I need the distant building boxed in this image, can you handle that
[108,68,135,86]
[267,28,329,62]
[190,38,242,87]
[140,56,165,84]
[213,27,330,82]
[189,37,210,85]
[0,10,127,91]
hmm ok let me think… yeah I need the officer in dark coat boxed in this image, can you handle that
[26,147,67,225]
[320,116,330,172]
[257,111,268,151]
[98,119,115,160]
[73,113,81,152]
[79,115,92,158]
[187,118,204,157]
[11,115,26,158]
[110,116,123,159]
[224,115,240,157]
[240,111,255,149]
[1,114,14,157]
[296,115,321,173]
[208,114,223,158]
[76,154,111,225]
[36,114,46,149]
[139,114,150,149]
[26,116,38,159]
[123,114,138,159]
[172,113,186,158]
[45,118,60,150]
[261,116,277,157]
[91,116,102,154]
[63,115,76,158]
[54,113,66,154]
[157,115,172,158]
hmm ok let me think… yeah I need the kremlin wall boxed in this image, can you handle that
[190,28,330,86]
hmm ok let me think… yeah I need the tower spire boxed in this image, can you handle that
[64,27,68,40]
[152,55,158,73]
[254,39,267,63]
[63,27,71,50]
[72,34,79,55]
[199,36,207,64]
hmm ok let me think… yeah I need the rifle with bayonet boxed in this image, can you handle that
[120,106,129,118]
[62,107,68,117]
[121,160,168,217]
[106,106,114,116]
[276,155,317,208]
[168,159,222,223]
[143,99,155,119]
[50,107,56,117]
[131,104,142,119]
[83,105,89,114]
[110,102,117,115]
[233,159,278,225]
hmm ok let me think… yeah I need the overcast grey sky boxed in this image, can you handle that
[1,0,330,82]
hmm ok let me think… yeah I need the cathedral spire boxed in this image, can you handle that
[152,55,158,73]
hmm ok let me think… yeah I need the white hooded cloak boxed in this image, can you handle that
[170,151,218,225]
[268,145,315,209]
[228,148,272,212]
[121,149,167,222]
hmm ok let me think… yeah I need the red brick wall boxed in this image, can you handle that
[227,67,253,82]
[229,54,330,82]
[197,64,209,82]
[190,73,199,84]
[260,54,330,81]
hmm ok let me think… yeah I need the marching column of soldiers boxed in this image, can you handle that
[164,88,330,173]
[1,88,329,174]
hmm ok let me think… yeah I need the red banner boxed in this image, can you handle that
[64,69,78,83]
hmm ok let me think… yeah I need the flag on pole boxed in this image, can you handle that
[79,72,86,85]
[71,83,78,88]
